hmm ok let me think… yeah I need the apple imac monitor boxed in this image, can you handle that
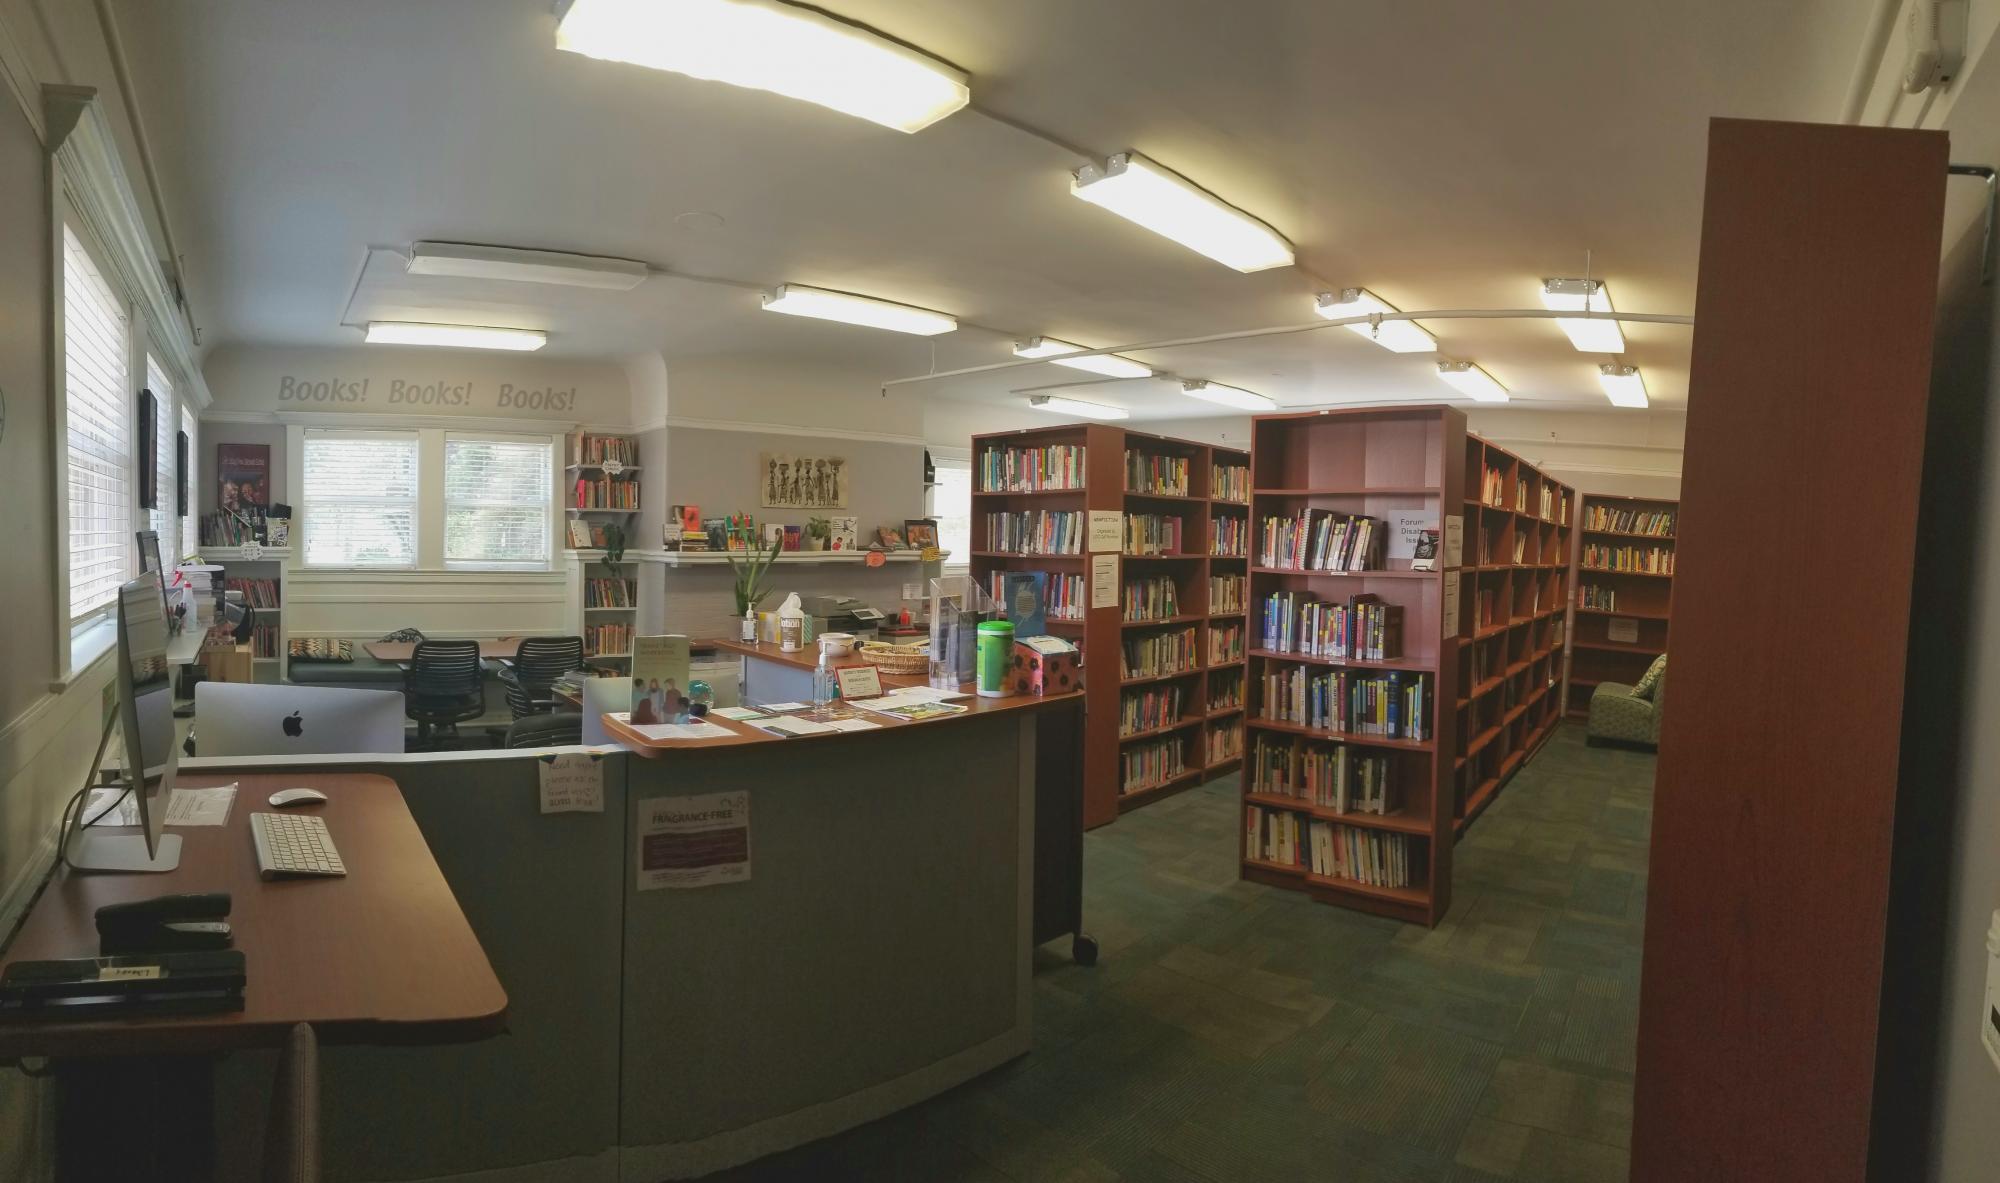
[135,529,169,619]
[67,574,183,872]
[194,684,406,757]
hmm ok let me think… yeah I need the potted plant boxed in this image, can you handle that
[805,516,831,551]
[601,520,627,563]
[727,535,783,618]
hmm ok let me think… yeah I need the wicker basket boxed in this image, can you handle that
[858,640,928,675]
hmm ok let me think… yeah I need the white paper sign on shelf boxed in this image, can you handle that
[1090,553,1120,610]
[636,791,750,890]
[1087,510,1123,553]
[1607,617,1641,645]
[1388,511,1436,560]
[1443,515,1465,568]
[539,753,605,814]
[1441,573,1461,640]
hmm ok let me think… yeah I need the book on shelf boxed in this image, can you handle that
[1123,449,1190,496]
[1259,591,1402,661]
[1209,667,1244,710]
[1121,735,1187,793]
[1578,584,1618,611]
[1512,535,1527,564]
[1245,804,1302,866]
[1258,667,1429,740]
[573,433,638,467]
[1122,574,1182,620]
[1209,571,1247,614]
[994,571,1047,637]
[222,577,280,609]
[1584,504,1676,536]
[1207,718,1244,762]
[1481,466,1505,506]
[986,571,1085,622]
[1581,544,1675,574]
[584,621,632,658]
[1210,514,1248,557]
[1120,626,1198,678]
[1248,732,1397,814]
[1120,684,1187,736]
[979,443,1086,492]
[573,476,640,509]
[584,577,637,608]
[1123,512,1185,555]
[1306,821,1410,888]
[1212,461,1250,503]
[1208,621,1246,665]
[1258,511,1383,571]
[984,509,1082,555]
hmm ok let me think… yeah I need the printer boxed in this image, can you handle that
[801,595,887,642]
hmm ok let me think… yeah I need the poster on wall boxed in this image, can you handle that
[636,791,751,890]
[216,443,271,538]
[760,453,848,508]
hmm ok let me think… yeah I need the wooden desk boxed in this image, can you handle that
[363,637,523,663]
[0,772,508,1058]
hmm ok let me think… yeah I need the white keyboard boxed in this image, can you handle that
[250,812,347,878]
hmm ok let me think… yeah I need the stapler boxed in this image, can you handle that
[95,892,234,955]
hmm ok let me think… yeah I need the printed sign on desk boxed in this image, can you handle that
[835,664,882,699]
[637,792,751,890]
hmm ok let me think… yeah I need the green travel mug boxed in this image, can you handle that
[977,620,1014,698]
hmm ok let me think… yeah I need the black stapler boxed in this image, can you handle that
[95,892,234,955]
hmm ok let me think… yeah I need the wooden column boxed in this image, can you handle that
[1631,118,1946,1180]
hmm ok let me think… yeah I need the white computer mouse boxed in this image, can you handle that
[268,787,328,808]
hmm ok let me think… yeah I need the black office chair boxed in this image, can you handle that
[504,711,582,749]
[403,640,484,747]
[500,636,584,719]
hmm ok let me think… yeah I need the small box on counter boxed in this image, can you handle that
[1010,636,1079,696]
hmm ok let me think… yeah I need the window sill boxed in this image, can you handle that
[52,618,118,693]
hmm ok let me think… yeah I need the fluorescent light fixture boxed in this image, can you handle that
[760,284,956,336]
[1014,337,1153,379]
[554,0,969,133]
[1071,151,1294,273]
[406,242,649,290]
[1541,278,1625,353]
[1598,363,1649,408]
[1436,359,1509,403]
[364,321,547,351]
[1314,288,1437,353]
[1181,380,1276,411]
[1028,394,1129,421]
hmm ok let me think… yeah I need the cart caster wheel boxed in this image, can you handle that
[1071,934,1099,967]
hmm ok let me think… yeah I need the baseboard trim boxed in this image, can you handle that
[356,1147,618,1183]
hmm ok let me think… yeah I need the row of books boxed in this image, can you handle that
[224,577,280,610]
[1124,449,1190,496]
[1248,734,1397,814]
[1209,622,1246,665]
[1479,466,1507,506]
[1213,463,1251,503]
[1120,685,1187,736]
[1539,486,1571,523]
[199,512,265,546]
[1211,572,1246,614]
[1585,505,1675,536]
[1578,583,1619,611]
[584,622,631,658]
[571,433,637,466]
[1121,736,1187,793]
[1258,668,1430,739]
[1258,511,1383,572]
[1210,668,1244,710]
[1208,719,1244,763]
[1121,626,1198,678]
[1124,513,1185,555]
[1259,591,1403,661]
[583,578,637,608]
[1314,821,1413,888]
[572,477,640,509]
[1582,544,1675,575]
[979,443,1086,492]
[1124,575,1182,620]
[984,510,1083,554]
[983,571,1085,622]
[1210,514,1249,557]
[1511,535,1527,564]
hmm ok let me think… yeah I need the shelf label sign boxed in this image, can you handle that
[1087,510,1122,553]
[1441,573,1461,640]
[1442,515,1465,569]
[1090,553,1120,609]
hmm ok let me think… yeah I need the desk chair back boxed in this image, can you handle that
[505,711,583,748]
[504,636,585,718]
[404,640,485,740]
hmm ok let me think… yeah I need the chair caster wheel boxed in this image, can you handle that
[1071,934,1099,967]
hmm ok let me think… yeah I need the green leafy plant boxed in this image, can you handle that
[728,535,784,616]
[806,516,831,549]
[601,520,627,563]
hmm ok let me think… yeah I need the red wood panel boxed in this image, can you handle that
[1631,119,1946,1181]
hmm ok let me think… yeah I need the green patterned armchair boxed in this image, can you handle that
[1587,654,1666,748]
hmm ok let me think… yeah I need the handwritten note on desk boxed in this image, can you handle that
[539,753,604,814]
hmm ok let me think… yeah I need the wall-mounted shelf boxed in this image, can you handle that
[195,546,292,561]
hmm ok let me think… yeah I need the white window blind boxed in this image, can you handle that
[444,436,552,568]
[931,458,971,571]
[147,357,175,541]
[63,224,133,622]
[180,405,198,558]
[302,432,419,567]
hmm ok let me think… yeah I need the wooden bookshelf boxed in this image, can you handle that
[1562,492,1677,718]
[970,425,1250,828]
[1452,435,1576,834]
[1241,406,1463,926]
[567,431,641,667]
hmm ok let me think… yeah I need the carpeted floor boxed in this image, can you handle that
[702,722,1655,1182]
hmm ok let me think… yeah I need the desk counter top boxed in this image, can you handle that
[603,637,1078,755]
[0,772,508,1058]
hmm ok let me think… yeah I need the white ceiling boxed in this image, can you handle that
[115,0,1879,421]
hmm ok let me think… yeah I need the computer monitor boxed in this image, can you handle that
[135,529,172,625]
[66,573,183,872]
[194,684,406,757]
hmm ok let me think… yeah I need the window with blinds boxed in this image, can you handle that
[180,405,198,558]
[444,436,552,568]
[63,224,133,623]
[147,356,175,542]
[930,457,972,572]
[302,432,419,567]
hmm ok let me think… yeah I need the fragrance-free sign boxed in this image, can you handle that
[636,792,750,890]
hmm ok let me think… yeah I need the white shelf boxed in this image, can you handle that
[584,606,636,613]
[642,550,945,568]
[568,507,640,515]
[566,464,645,473]
[197,546,291,560]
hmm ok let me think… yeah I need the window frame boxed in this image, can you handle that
[299,428,423,570]
[928,452,972,576]
[441,431,557,571]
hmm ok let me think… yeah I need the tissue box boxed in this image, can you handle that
[1011,636,1079,696]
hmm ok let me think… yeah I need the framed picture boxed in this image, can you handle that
[175,430,189,516]
[761,453,848,508]
[138,389,158,510]
[904,519,939,550]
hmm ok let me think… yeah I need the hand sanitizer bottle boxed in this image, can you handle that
[741,607,756,644]
[812,649,837,719]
